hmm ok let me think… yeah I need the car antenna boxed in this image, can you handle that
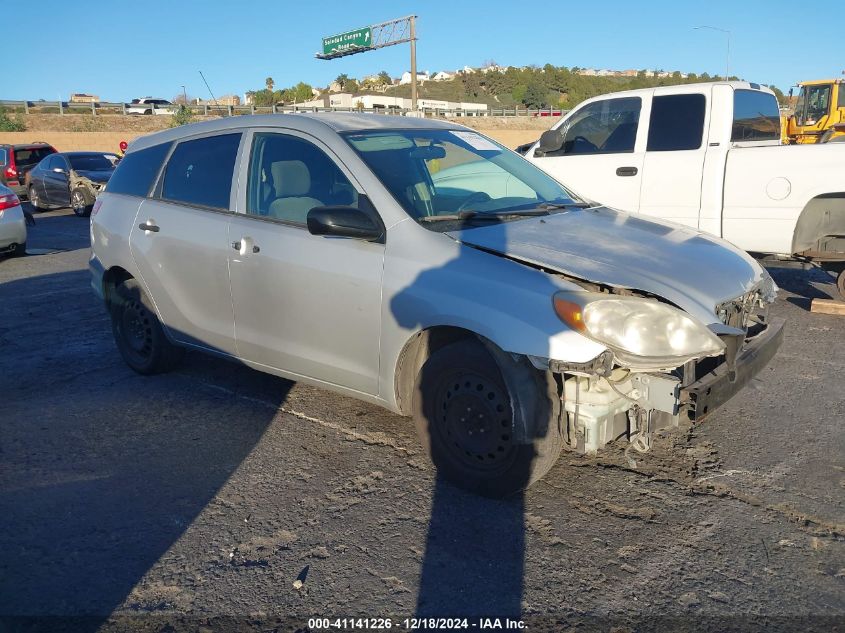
[198,70,224,115]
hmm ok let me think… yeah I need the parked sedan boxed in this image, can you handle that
[29,152,116,216]
[90,114,783,497]
[0,184,26,257]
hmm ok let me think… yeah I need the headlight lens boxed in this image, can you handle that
[554,292,725,367]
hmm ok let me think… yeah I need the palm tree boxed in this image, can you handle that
[265,77,274,91]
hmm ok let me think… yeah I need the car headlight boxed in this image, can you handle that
[553,291,725,368]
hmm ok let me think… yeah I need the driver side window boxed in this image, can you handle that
[247,133,359,225]
[553,97,641,156]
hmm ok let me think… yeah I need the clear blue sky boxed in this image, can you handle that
[8,0,841,101]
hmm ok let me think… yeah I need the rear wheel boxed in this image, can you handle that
[28,186,42,210]
[110,279,184,374]
[12,241,26,257]
[413,338,563,498]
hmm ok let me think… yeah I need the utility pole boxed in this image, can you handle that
[693,25,731,80]
[410,15,418,112]
[181,85,188,104]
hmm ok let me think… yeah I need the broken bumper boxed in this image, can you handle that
[681,317,785,421]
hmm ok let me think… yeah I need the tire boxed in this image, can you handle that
[837,268,845,301]
[110,279,184,375]
[12,241,26,257]
[412,338,563,498]
[71,187,93,217]
[29,186,42,210]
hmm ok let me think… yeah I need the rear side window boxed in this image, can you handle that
[732,90,781,142]
[0,148,6,166]
[647,94,706,151]
[161,133,241,210]
[839,86,845,109]
[106,142,172,197]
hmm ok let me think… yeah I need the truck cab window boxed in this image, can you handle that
[647,94,706,151]
[552,97,641,156]
[731,90,781,142]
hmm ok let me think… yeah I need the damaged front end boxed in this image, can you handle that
[542,280,784,455]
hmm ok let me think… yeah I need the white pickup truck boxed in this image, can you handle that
[523,81,845,297]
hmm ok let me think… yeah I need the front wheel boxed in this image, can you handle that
[110,279,184,374]
[71,187,93,217]
[413,338,563,498]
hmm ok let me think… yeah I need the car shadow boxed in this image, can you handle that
[0,268,291,631]
[765,264,836,310]
[388,218,564,624]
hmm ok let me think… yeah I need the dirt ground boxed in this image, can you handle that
[1,207,843,632]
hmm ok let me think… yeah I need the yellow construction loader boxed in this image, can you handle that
[785,78,845,144]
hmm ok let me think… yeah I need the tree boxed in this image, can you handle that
[523,82,548,109]
[172,93,195,105]
[335,74,349,90]
[292,82,313,102]
[377,71,392,86]
[265,77,275,91]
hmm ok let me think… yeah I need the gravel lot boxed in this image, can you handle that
[1,207,843,632]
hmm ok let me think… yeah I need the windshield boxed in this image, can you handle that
[796,84,831,126]
[343,129,577,226]
[69,154,114,171]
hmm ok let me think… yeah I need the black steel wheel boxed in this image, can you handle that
[413,338,563,497]
[111,279,183,375]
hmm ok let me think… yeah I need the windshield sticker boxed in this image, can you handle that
[450,131,501,152]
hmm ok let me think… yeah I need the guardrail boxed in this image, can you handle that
[0,99,567,118]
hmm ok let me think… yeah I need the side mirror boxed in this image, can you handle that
[52,167,67,174]
[535,129,564,157]
[307,205,383,242]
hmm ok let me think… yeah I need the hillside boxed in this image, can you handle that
[383,66,785,108]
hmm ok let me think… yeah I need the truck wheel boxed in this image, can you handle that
[838,269,845,301]
[71,188,93,217]
[412,338,563,498]
[110,279,184,375]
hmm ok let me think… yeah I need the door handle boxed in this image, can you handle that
[138,222,160,232]
[232,239,260,254]
[616,166,638,177]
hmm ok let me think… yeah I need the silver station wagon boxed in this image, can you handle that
[90,114,783,497]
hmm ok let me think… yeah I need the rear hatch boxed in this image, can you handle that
[14,146,56,182]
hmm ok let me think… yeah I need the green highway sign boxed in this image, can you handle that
[322,27,373,56]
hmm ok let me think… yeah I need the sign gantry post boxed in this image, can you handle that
[316,15,419,112]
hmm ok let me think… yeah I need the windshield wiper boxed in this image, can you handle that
[419,209,550,223]
[538,201,592,209]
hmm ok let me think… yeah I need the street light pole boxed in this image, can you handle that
[181,85,188,104]
[693,25,731,80]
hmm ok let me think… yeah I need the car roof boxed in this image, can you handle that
[127,113,466,153]
[59,151,109,157]
[1,143,55,149]
[574,80,776,103]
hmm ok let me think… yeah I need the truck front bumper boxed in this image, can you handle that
[681,317,785,421]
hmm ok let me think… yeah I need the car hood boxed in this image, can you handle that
[446,206,773,326]
[74,169,113,183]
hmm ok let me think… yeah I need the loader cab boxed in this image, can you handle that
[787,80,845,143]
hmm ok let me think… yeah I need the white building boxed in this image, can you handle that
[432,71,456,81]
[399,71,430,85]
[295,92,487,113]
